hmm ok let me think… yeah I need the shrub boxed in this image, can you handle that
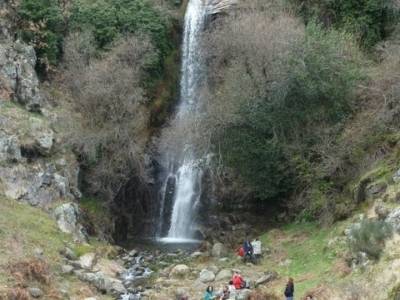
[70,0,171,76]
[17,0,65,75]
[292,0,399,48]
[348,219,393,260]
[63,33,153,198]
[203,12,363,202]
[8,258,50,285]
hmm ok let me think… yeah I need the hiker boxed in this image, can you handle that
[228,281,236,293]
[219,286,230,300]
[232,271,245,289]
[237,246,245,257]
[252,238,262,262]
[243,238,254,263]
[204,286,216,300]
[284,278,294,300]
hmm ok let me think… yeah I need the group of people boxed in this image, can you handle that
[203,271,248,300]
[203,276,301,300]
[237,238,262,264]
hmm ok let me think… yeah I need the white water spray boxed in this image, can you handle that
[158,0,207,242]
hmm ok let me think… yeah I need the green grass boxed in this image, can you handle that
[0,197,72,287]
[259,222,349,296]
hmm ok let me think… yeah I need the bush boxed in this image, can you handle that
[348,219,393,260]
[17,0,65,75]
[203,13,363,202]
[70,0,171,76]
[292,0,399,48]
[63,33,153,198]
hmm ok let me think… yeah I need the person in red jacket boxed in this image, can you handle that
[231,271,245,289]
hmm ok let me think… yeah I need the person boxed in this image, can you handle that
[228,281,235,293]
[204,286,216,300]
[232,271,245,289]
[305,295,314,300]
[284,278,294,300]
[219,286,230,300]
[252,238,262,262]
[237,246,245,257]
[243,238,254,263]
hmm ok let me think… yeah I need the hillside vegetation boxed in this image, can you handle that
[197,0,400,223]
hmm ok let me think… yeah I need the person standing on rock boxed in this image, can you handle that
[243,238,254,263]
[204,286,216,300]
[252,238,262,262]
[284,277,294,300]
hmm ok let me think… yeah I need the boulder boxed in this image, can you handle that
[62,247,78,260]
[110,279,127,295]
[93,258,125,277]
[199,269,215,283]
[190,251,204,258]
[0,41,43,111]
[79,253,97,270]
[366,182,387,200]
[28,287,43,298]
[207,265,219,274]
[211,242,227,257]
[61,265,74,274]
[54,202,88,242]
[393,169,400,183]
[0,133,21,162]
[236,289,251,300]
[386,208,400,233]
[175,287,189,299]
[30,125,54,155]
[255,271,278,286]
[170,264,190,278]
[215,269,232,281]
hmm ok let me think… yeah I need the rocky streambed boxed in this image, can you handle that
[58,241,278,300]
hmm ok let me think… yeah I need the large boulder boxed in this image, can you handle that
[170,264,190,278]
[0,40,43,111]
[199,269,215,283]
[54,202,88,242]
[215,269,232,281]
[255,271,278,286]
[211,242,227,258]
[0,133,21,162]
[79,253,97,270]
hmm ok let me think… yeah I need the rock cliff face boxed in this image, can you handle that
[207,0,238,15]
[0,4,81,208]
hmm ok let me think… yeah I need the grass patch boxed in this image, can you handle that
[0,197,71,288]
[259,222,349,297]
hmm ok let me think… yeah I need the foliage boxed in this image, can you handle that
[292,0,399,48]
[220,126,294,201]
[63,33,152,198]
[205,15,363,203]
[70,0,171,76]
[17,0,65,75]
[348,219,393,260]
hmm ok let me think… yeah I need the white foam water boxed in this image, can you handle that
[158,0,207,240]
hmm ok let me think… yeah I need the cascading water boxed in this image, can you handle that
[157,0,208,242]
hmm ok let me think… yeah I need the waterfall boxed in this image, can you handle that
[157,0,207,242]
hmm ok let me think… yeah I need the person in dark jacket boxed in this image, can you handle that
[284,277,294,300]
[243,238,254,262]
